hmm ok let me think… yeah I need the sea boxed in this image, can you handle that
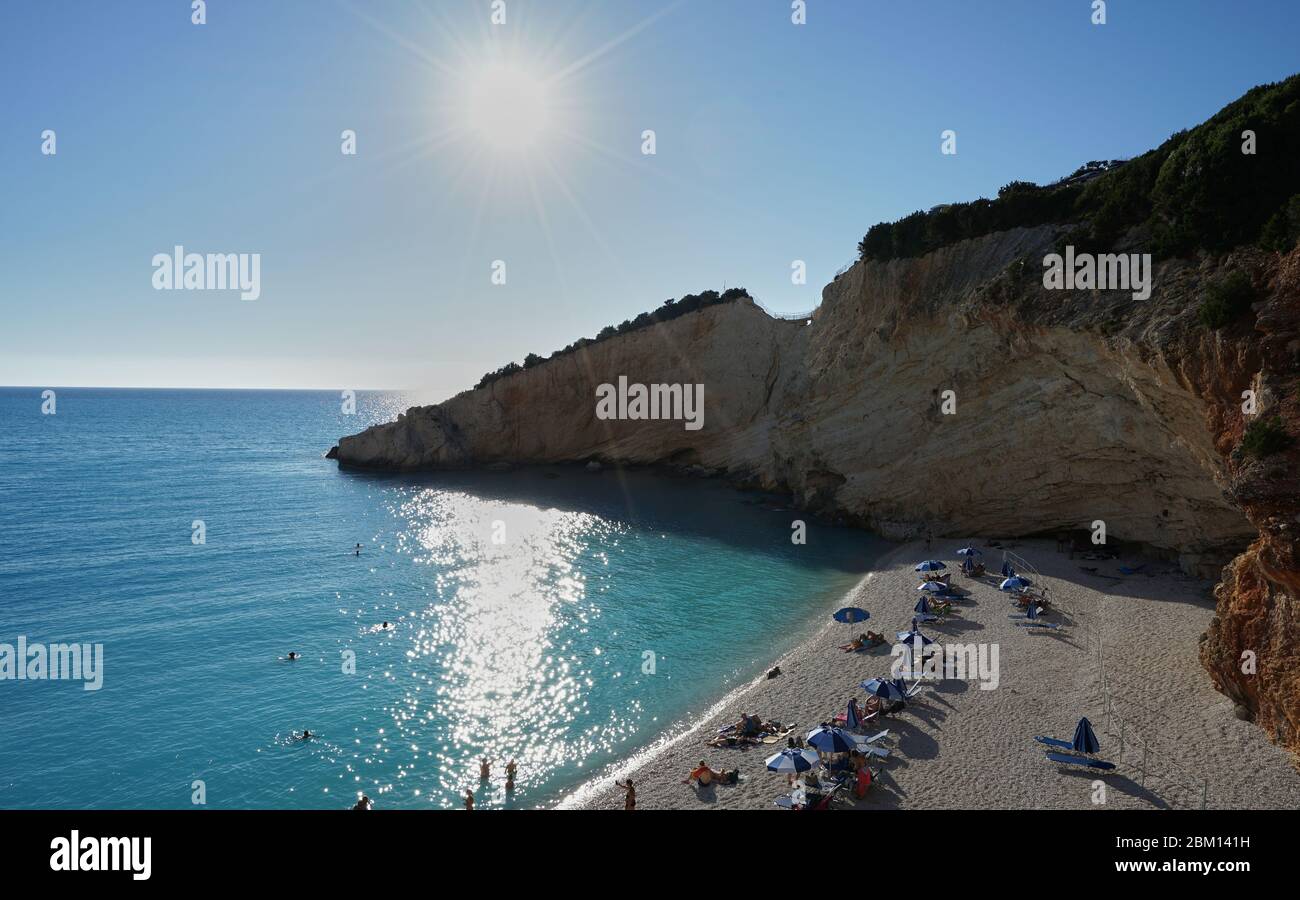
[0,387,880,809]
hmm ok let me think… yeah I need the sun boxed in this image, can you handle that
[457,61,557,156]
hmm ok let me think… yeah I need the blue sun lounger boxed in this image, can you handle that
[1045,752,1116,770]
[1033,735,1073,750]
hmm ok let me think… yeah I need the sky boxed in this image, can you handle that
[1,0,1297,396]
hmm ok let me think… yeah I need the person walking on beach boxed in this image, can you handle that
[615,779,636,810]
[464,788,474,811]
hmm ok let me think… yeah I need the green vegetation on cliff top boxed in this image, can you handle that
[857,74,1300,263]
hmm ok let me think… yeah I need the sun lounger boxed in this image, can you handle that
[1033,735,1073,750]
[775,781,843,810]
[1045,752,1116,770]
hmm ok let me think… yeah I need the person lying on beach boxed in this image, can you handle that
[839,631,886,652]
[684,761,739,786]
[707,732,763,748]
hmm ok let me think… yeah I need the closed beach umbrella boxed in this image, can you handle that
[1000,576,1031,592]
[914,596,933,615]
[891,677,912,698]
[918,581,949,594]
[1001,560,1015,577]
[915,560,946,572]
[1072,717,1101,754]
[834,607,870,624]
[860,678,905,702]
[806,726,858,753]
[845,700,861,731]
[765,747,819,774]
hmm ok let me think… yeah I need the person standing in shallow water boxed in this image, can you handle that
[464,788,474,811]
[479,758,491,780]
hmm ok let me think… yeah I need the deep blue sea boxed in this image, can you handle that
[0,388,879,809]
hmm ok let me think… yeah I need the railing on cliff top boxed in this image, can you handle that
[1001,548,1211,809]
[751,298,816,323]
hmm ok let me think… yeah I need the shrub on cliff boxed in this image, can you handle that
[1197,271,1257,330]
[1259,193,1300,252]
[473,288,750,389]
[1240,416,1292,458]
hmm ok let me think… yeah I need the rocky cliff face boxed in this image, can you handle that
[333,229,1299,756]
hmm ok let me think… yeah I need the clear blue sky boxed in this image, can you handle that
[2,0,1296,395]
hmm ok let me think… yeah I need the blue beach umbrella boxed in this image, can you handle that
[1001,560,1015,577]
[1072,717,1101,754]
[806,726,859,753]
[955,547,982,557]
[915,560,946,572]
[891,677,913,698]
[834,607,870,624]
[1000,576,1032,592]
[918,581,949,594]
[860,678,905,702]
[895,627,934,646]
[765,747,819,774]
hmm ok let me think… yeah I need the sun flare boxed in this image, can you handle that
[457,61,557,156]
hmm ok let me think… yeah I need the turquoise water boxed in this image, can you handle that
[0,388,878,809]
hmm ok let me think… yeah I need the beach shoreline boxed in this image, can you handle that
[562,538,1300,810]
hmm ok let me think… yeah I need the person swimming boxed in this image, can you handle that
[352,794,372,810]
[295,729,313,741]
[286,652,300,661]
[354,543,362,556]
